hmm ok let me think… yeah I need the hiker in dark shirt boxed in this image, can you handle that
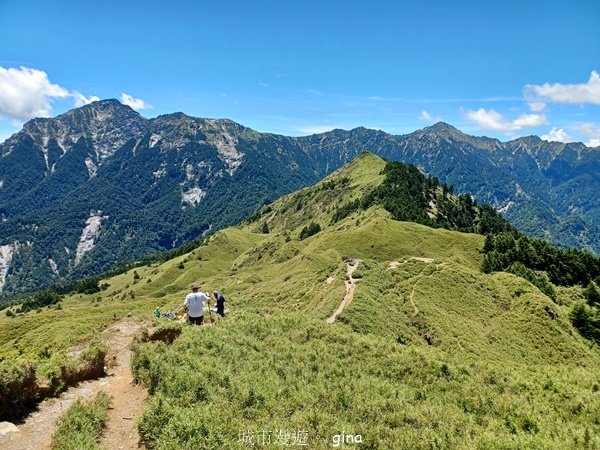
[212,291,226,317]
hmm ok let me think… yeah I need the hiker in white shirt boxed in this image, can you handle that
[183,282,210,325]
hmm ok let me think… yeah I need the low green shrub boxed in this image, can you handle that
[0,360,37,420]
[51,391,111,450]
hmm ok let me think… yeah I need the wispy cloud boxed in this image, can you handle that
[527,101,546,112]
[574,122,600,147]
[367,95,520,104]
[120,93,150,111]
[305,89,327,96]
[464,108,547,133]
[524,71,600,105]
[73,92,100,106]
[419,110,442,123]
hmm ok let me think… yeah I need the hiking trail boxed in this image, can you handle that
[0,318,148,450]
[409,283,419,316]
[388,257,449,317]
[326,259,361,324]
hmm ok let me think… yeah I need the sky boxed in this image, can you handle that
[0,0,599,145]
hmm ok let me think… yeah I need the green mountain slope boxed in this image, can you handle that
[1,153,599,449]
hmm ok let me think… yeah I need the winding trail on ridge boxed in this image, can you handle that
[0,318,148,450]
[327,259,361,324]
[409,283,420,316]
[387,257,448,317]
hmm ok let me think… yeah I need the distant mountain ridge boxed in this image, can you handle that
[298,121,600,254]
[0,99,598,296]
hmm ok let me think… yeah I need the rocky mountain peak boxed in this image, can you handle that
[426,121,462,134]
[12,99,149,164]
[509,135,543,146]
[1,101,599,298]
[409,121,500,151]
[413,122,468,142]
[147,114,247,173]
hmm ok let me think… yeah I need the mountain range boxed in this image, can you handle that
[0,99,598,296]
[1,153,598,448]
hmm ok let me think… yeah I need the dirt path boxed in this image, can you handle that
[388,258,449,317]
[388,257,435,269]
[327,259,361,324]
[409,283,420,316]
[0,318,147,450]
[98,320,147,450]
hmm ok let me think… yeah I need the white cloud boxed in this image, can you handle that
[0,65,101,122]
[540,127,572,143]
[588,139,600,147]
[524,71,600,105]
[574,122,600,147]
[0,66,70,121]
[527,101,546,112]
[512,114,548,129]
[574,122,600,136]
[464,108,548,133]
[120,93,150,111]
[73,92,100,107]
[296,125,342,135]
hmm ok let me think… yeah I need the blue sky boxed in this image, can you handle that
[0,0,599,145]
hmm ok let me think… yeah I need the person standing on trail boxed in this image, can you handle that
[183,282,210,325]
[212,291,226,317]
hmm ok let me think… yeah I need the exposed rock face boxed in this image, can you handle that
[201,119,245,175]
[0,243,18,293]
[11,99,148,162]
[75,212,106,265]
[48,258,59,276]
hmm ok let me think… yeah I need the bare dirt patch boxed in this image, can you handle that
[411,256,435,263]
[327,259,361,324]
[388,257,435,270]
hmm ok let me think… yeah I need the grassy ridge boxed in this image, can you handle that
[340,258,592,365]
[133,314,600,449]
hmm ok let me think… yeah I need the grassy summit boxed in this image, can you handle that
[1,152,599,449]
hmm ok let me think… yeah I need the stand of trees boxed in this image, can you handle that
[482,232,600,287]
[482,231,600,344]
[299,222,321,240]
[331,161,512,236]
